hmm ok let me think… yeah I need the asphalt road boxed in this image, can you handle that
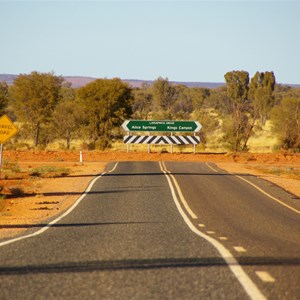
[0,161,299,300]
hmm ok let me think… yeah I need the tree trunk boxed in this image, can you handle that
[34,124,40,147]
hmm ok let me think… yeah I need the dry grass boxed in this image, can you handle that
[0,161,70,214]
[247,121,278,153]
[1,160,22,179]
[249,165,300,180]
[29,166,70,178]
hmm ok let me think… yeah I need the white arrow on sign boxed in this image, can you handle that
[121,120,130,131]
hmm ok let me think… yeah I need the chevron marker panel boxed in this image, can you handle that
[124,135,200,145]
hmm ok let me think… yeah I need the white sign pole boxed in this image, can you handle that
[148,132,150,154]
[127,132,130,153]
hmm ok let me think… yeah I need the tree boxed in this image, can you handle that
[193,109,219,147]
[224,70,249,112]
[191,87,211,110]
[271,97,300,151]
[0,82,9,115]
[10,72,64,147]
[77,78,133,149]
[224,70,252,151]
[52,85,84,149]
[249,71,276,125]
[152,77,176,117]
[206,86,231,113]
[132,84,153,119]
[170,85,194,119]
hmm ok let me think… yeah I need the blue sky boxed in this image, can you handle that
[0,1,299,84]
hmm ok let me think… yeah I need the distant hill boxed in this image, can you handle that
[0,74,224,89]
[1,74,299,89]
[0,74,16,85]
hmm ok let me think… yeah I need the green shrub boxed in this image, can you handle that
[3,160,21,173]
[95,137,112,150]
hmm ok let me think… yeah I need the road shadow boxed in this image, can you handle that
[3,188,141,200]
[0,256,299,275]
[0,221,162,230]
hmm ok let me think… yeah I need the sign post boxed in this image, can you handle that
[0,114,19,178]
[126,133,130,153]
[147,132,150,154]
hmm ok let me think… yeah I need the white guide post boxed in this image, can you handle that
[79,151,83,165]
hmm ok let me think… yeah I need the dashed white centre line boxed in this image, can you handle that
[256,271,276,283]
[198,224,206,228]
[206,231,215,234]
[219,237,228,241]
[233,246,247,253]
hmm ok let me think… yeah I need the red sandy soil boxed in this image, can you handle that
[3,150,300,163]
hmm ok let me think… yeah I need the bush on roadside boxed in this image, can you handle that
[30,166,70,178]
[9,187,25,197]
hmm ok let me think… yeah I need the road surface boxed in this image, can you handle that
[0,161,299,299]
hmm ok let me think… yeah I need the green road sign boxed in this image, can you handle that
[121,120,202,132]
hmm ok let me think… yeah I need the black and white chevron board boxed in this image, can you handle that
[124,135,200,145]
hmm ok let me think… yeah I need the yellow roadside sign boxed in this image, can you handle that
[0,114,18,144]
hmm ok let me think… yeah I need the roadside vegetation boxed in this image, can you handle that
[29,166,70,178]
[0,159,71,213]
[247,165,300,181]
[1,71,300,152]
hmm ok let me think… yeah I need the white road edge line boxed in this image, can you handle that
[205,162,219,173]
[234,174,300,215]
[206,162,300,215]
[0,162,119,248]
[108,162,118,173]
[159,161,266,300]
